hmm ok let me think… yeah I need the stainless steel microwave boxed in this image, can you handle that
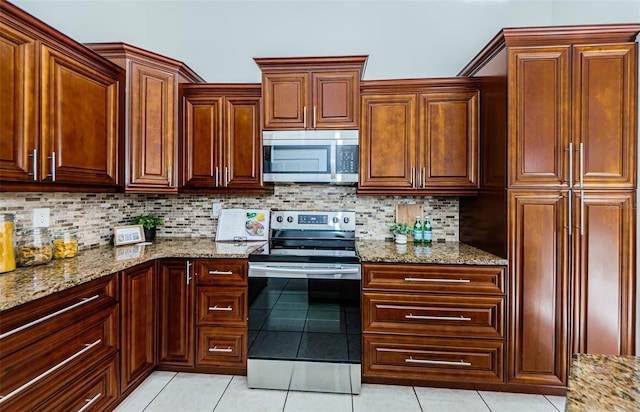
[262,130,359,184]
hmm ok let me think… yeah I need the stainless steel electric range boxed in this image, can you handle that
[247,210,361,394]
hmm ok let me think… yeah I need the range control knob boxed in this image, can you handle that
[287,216,294,223]
[343,217,350,224]
[276,216,284,223]
[332,216,340,224]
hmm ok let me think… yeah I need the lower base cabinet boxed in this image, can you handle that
[196,327,247,372]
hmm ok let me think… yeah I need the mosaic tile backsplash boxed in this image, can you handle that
[0,185,459,249]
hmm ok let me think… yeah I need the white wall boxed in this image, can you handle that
[11,0,640,82]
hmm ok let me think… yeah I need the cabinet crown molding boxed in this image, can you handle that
[254,55,368,77]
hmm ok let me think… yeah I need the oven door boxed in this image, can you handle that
[247,262,361,394]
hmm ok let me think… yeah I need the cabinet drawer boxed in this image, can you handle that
[196,287,247,326]
[363,292,504,339]
[0,274,117,357]
[0,305,117,410]
[196,327,247,368]
[196,259,247,285]
[35,353,119,412]
[363,264,505,295]
[363,334,504,384]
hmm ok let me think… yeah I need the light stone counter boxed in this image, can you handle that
[566,354,640,411]
[356,240,507,266]
[0,239,265,312]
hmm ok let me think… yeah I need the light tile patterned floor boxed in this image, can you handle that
[115,372,566,412]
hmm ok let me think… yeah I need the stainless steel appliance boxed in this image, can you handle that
[262,130,358,184]
[247,210,361,394]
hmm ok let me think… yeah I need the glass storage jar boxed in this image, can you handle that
[17,227,53,267]
[0,213,16,273]
[53,230,78,259]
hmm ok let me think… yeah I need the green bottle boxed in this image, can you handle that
[423,217,432,244]
[413,216,423,243]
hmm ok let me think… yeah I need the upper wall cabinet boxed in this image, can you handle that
[179,84,269,193]
[0,2,123,192]
[254,56,367,130]
[87,42,205,193]
[359,79,479,196]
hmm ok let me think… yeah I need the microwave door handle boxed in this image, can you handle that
[330,142,336,180]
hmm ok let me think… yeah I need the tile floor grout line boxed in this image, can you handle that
[476,390,494,412]
[412,386,425,412]
[543,394,562,412]
[211,374,235,412]
[141,372,178,412]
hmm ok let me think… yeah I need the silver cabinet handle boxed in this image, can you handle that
[0,295,100,340]
[303,106,307,129]
[0,339,102,404]
[208,305,233,311]
[47,151,56,181]
[567,142,573,187]
[186,261,192,285]
[579,142,584,188]
[405,357,471,367]
[313,106,317,129]
[404,277,471,283]
[224,166,229,187]
[29,149,37,181]
[208,346,232,353]
[422,167,426,188]
[168,165,172,187]
[208,270,234,275]
[215,167,220,188]
[77,393,102,412]
[580,192,585,236]
[410,167,415,187]
[568,193,572,236]
[405,313,472,321]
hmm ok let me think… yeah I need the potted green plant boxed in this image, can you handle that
[389,222,412,244]
[130,214,164,241]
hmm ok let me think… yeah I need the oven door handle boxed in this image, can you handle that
[249,265,360,279]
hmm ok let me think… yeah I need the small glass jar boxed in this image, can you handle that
[0,213,16,273]
[53,230,78,259]
[17,227,53,267]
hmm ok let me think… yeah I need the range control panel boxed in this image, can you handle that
[271,210,356,231]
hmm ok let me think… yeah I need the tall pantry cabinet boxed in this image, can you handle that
[459,25,639,392]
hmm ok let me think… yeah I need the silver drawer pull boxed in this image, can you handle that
[209,346,233,353]
[404,277,471,283]
[405,357,471,367]
[77,393,102,412]
[0,295,100,340]
[208,270,234,275]
[405,313,472,321]
[0,339,102,404]
[208,305,233,311]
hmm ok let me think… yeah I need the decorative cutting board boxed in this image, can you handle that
[395,204,423,226]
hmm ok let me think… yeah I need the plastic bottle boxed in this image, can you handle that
[413,216,423,243]
[423,217,432,244]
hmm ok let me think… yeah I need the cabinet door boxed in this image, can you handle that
[573,44,637,189]
[508,47,570,188]
[418,91,478,189]
[508,190,569,387]
[262,72,308,129]
[40,45,119,185]
[157,259,194,367]
[120,262,156,393]
[312,70,359,129]
[182,96,224,188]
[359,94,417,190]
[572,191,635,355]
[127,61,177,191]
[225,96,263,188]
[0,22,36,182]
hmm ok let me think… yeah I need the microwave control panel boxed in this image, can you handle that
[336,145,359,174]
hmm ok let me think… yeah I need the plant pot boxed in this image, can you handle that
[394,234,407,244]
[143,227,156,242]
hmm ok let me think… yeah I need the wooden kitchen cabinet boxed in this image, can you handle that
[88,42,205,193]
[0,2,123,192]
[361,263,506,388]
[180,84,268,192]
[157,259,195,368]
[255,56,367,130]
[359,79,479,195]
[120,262,156,394]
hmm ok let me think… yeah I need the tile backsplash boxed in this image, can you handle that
[0,185,458,249]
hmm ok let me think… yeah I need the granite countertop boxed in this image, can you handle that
[566,354,640,411]
[0,239,265,312]
[356,240,508,266]
[0,238,506,313]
